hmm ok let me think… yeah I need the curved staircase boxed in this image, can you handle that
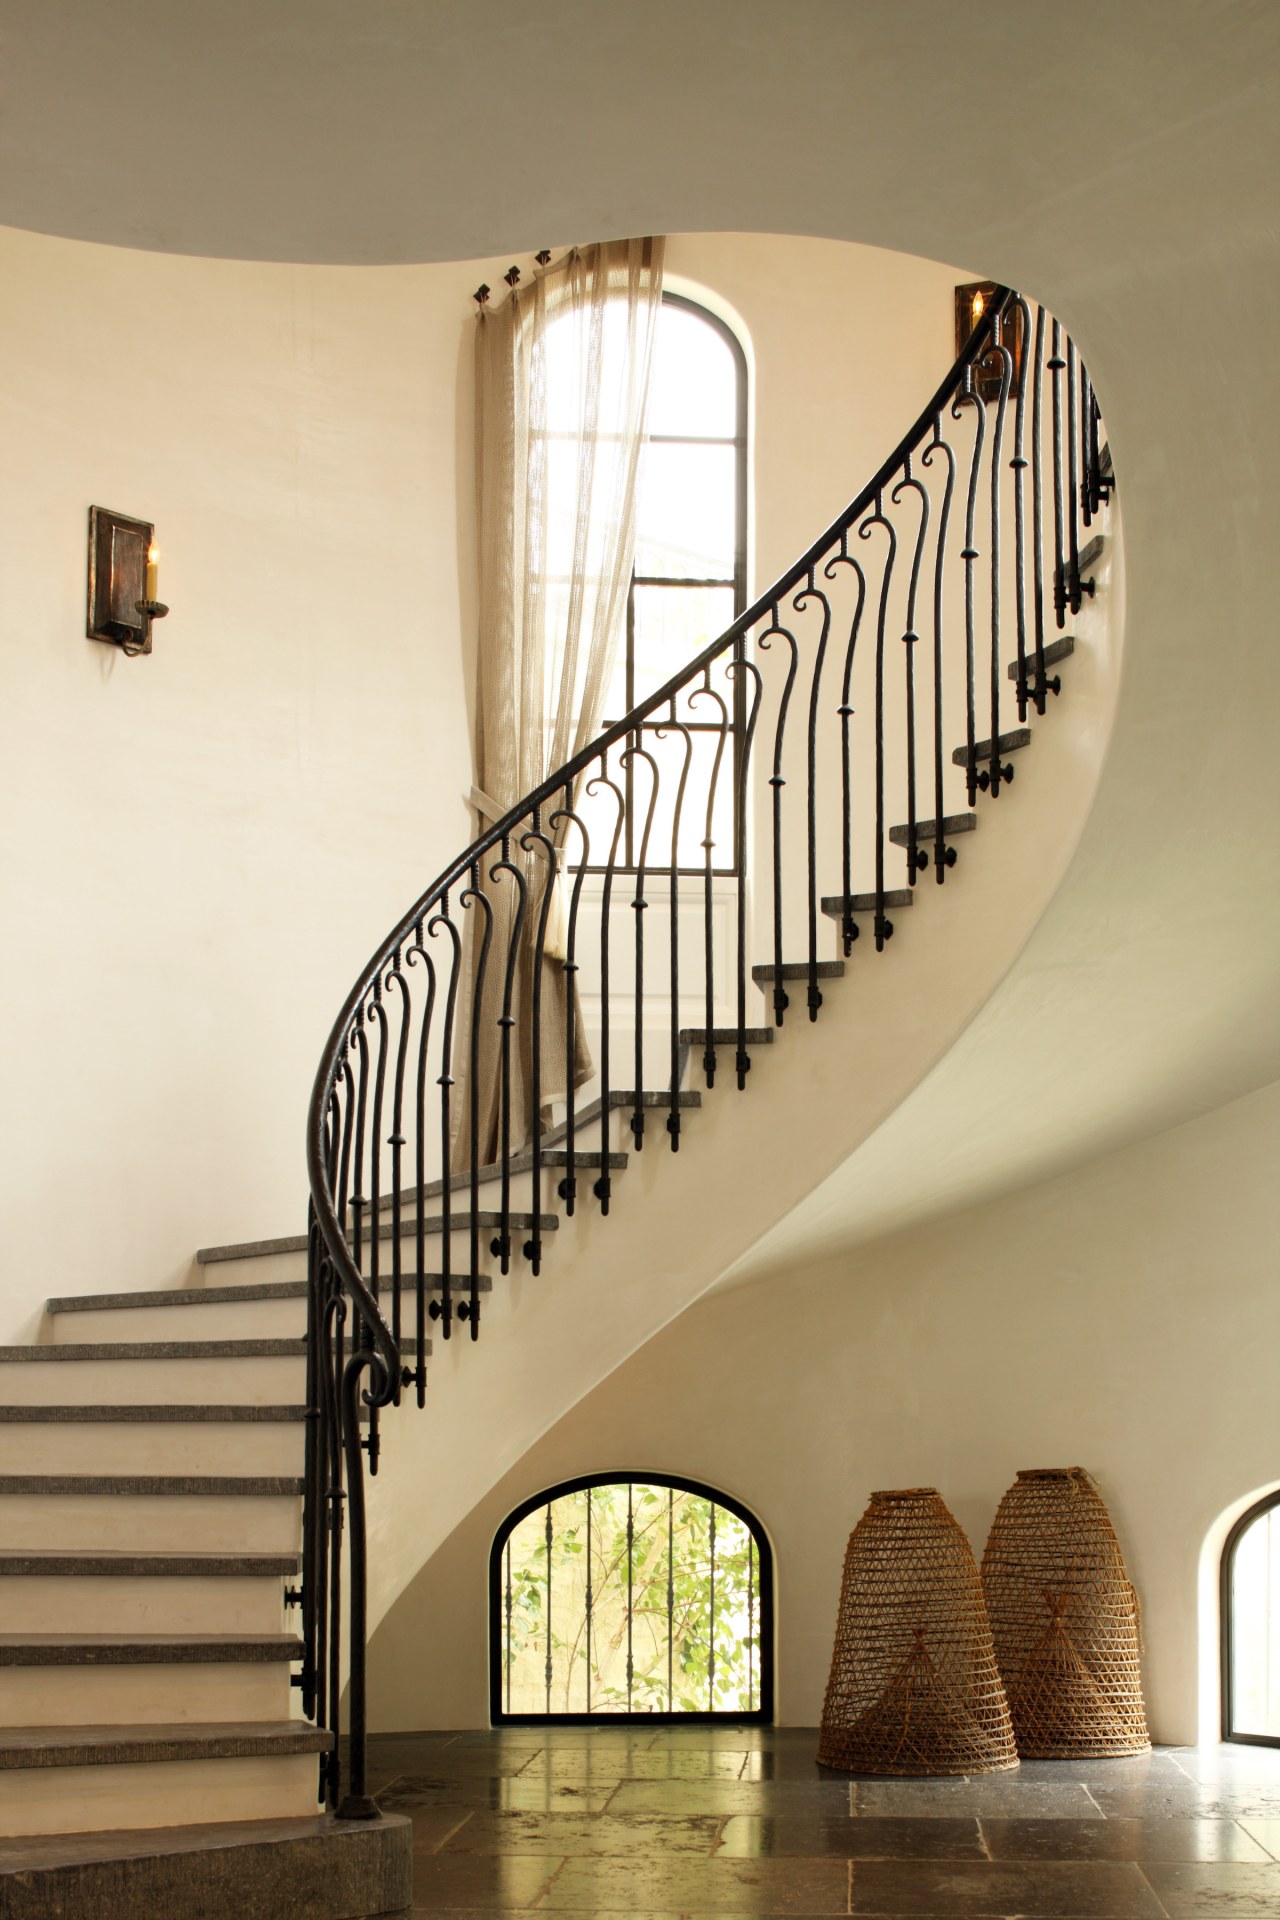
[0,290,1117,1914]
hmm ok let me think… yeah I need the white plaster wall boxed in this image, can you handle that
[0,228,971,1340]
[0,226,510,1337]
[367,1079,1280,1744]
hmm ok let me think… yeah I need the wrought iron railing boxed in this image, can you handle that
[301,287,1110,1816]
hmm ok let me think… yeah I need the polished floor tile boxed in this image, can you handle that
[848,1858,1165,1916]
[1139,1858,1280,1915]
[364,1728,1280,1915]
[716,1813,985,1860]
[979,1815,1274,1863]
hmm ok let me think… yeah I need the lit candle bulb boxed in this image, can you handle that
[972,291,985,320]
[145,544,159,603]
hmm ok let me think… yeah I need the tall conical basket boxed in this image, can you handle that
[981,1468,1150,1758]
[817,1488,1019,1775]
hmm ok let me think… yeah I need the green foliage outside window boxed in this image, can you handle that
[500,1482,760,1715]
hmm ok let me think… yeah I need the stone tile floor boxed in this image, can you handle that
[375,1726,1280,1916]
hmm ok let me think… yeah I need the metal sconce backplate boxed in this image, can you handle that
[87,505,153,654]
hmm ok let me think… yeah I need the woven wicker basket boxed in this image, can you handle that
[981,1467,1150,1758]
[817,1488,1019,1775]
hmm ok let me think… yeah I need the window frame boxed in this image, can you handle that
[489,1469,774,1726]
[591,291,749,877]
[1220,1486,1280,1747]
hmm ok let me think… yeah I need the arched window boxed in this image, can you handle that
[490,1473,773,1723]
[587,292,749,872]
[1222,1489,1280,1746]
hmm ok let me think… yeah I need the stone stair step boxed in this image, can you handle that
[604,1089,703,1109]
[1079,532,1105,572]
[751,961,846,985]
[820,891,914,918]
[0,1339,305,1363]
[540,1149,629,1169]
[0,1550,299,1577]
[1007,634,1075,678]
[951,727,1033,767]
[0,1633,303,1666]
[0,1404,307,1422]
[889,813,977,847]
[678,1027,775,1046]
[362,1211,555,1236]
[0,1720,331,1770]
[0,1808,410,1914]
[46,1282,308,1316]
[0,1475,302,1497]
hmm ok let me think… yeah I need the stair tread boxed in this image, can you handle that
[364,1211,557,1232]
[0,1404,308,1423]
[0,1633,304,1666]
[0,1720,332,1769]
[679,1027,775,1045]
[47,1282,308,1315]
[0,1338,306,1362]
[889,813,977,845]
[605,1089,703,1108]
[0,1550,300,1576]
[540,1150,629,1169]
[752,961,846,982]
[1008,634,1075,678]
[0,1810,404,1874]
[951,727,1033,765]
[820,891,914,915]
[1079,532,1105,571]
[0,1474,304,1496]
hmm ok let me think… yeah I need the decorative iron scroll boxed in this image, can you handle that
[301,288,1109,1814]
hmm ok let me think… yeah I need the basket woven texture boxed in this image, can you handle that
[981,1468,1150,1758]
[817,1488,1019,1776]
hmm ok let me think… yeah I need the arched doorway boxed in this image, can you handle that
[1222,1489,1280,1746]
[490,1473,773,1724]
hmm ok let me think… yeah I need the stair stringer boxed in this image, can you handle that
[358,565,1123,1652]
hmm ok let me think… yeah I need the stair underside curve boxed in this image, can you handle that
[361,569,1121,1645]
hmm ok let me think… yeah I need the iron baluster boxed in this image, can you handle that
[428,906,463,1330]
[826,538,867,949]
[300,1205,323,1721]
[519,813,557,1270]
[1029,306,1050,714]
[920,416,955,883]
[585,1488,593,1714]
[890,460,930,877]
[792,571,831,1020]
[489,837,527,1274]
[1009,296,1032,726]
[858,492,897,946]
[667,1487,674,1711]
[983,318,1012,797]
[588,763,624,1208]
[459,870,491,1338]
[549,790,593,1214]
[504,1540,513,1714]
[626,1487,635,1707]
[727,656,762,1083]
[384,952,409,1377]
[708,1501,717,1709]
[407,929,436,1383]
[544,1503,554,1714]
[1050,317,1067,627]
[954,374,987,811]
[656,704,692,1144]
[1067,336,1082,615]
[689,670,729,1085]
[759,606,799,1023]
[621,740,660,1149]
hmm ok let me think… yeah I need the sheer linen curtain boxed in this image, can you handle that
[458,237,666,1170]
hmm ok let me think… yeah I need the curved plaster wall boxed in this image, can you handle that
[368,1078,1280,1744]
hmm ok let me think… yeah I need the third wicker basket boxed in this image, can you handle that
[981,1467,1150,1758]
[817,1487,1018,1775]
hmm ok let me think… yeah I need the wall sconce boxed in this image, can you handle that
[955,282,1025,404]
[86,506,169,658]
